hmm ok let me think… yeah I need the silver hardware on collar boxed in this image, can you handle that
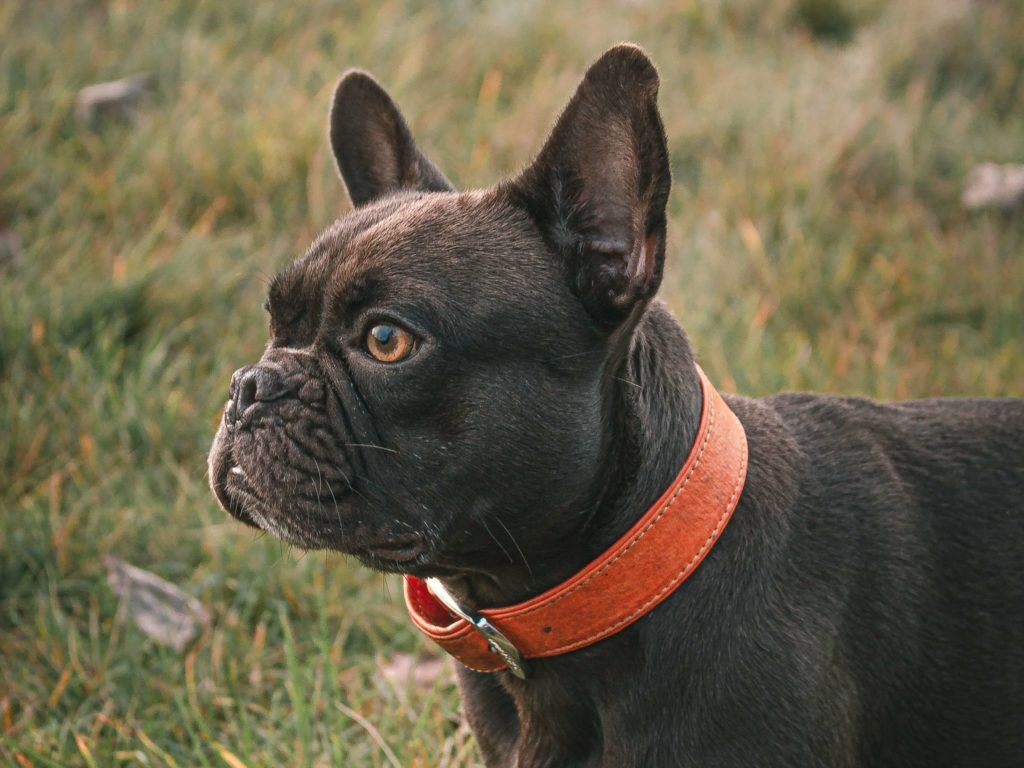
[425,577,527,679]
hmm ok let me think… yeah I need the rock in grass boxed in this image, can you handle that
[75,73,154,128]
[377,651,452,695]
[105,556,209,652]
[962,163,1024,213]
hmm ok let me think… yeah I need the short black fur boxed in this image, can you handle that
[208,44,1024,767]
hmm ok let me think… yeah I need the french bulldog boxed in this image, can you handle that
[208,44,1024,767]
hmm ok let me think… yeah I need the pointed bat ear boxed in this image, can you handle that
[329,70,454,207]
[508,44,671,327]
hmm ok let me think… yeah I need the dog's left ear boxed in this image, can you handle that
[330,70,454,207]
[509,44,671,327]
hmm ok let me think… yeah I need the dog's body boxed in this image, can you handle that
[462,308,1024,767]
[209,46,1024,767]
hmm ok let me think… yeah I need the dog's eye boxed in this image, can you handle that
[366,323,416,363]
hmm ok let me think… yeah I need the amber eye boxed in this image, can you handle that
[365,323,416,363]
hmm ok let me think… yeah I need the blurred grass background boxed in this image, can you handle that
[1,0,1022,765]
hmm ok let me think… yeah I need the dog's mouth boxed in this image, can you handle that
[211,449,446,574]
[216,461,338,549]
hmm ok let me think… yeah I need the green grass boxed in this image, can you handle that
[2,0,1022,764]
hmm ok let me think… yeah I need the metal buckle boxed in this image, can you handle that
[425,577,527,679]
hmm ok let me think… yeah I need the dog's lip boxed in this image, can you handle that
[222,463,431,564]
[361,533,428,563]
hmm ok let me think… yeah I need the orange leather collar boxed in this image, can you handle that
[404,366,748,675]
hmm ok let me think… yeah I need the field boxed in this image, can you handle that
[2,0,1022,765]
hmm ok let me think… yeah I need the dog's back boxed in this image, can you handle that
[726,392,1024,766]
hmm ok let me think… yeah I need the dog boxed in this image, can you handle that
[208,44,1024,767]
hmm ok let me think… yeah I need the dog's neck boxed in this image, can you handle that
[590,301,703,564]
[445,302,702,609]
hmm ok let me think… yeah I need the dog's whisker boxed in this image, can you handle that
[610,374,643,389]
[312,460,325,518]
[345,442,399,454]
[325,479,343,534]
[540,348,606,362]
[315,458,345,538]
[481,517,516,567]
[329,460,368,503]
[494,515,533,579]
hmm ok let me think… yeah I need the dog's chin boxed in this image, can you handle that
[209,451,442,574]
[222,494,470,579]
[227,492,441,574]
[208,427,481,579]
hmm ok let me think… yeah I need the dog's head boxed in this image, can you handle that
[207,44,672,581]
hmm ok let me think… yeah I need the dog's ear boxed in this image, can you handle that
[329,71,454,207]
[509,45,671,327]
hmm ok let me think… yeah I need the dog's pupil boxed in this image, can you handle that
[372,325,396,348]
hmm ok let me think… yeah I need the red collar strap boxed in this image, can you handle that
[404,366,748,677]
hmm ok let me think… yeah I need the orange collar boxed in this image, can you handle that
[404,366,748,677]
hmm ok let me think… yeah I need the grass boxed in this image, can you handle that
[2,0,1022,764]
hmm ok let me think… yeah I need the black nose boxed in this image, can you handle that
[227,365,288,424]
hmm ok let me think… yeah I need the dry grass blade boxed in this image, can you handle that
[335,702,403,768]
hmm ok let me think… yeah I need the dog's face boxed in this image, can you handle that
[208,45,671,580]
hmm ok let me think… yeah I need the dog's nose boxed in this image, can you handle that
[228,365,288,422]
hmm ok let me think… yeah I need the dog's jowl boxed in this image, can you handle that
[208,44,1024,767]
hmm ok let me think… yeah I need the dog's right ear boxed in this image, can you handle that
[329,71,454,207]
[508,45,671,328]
